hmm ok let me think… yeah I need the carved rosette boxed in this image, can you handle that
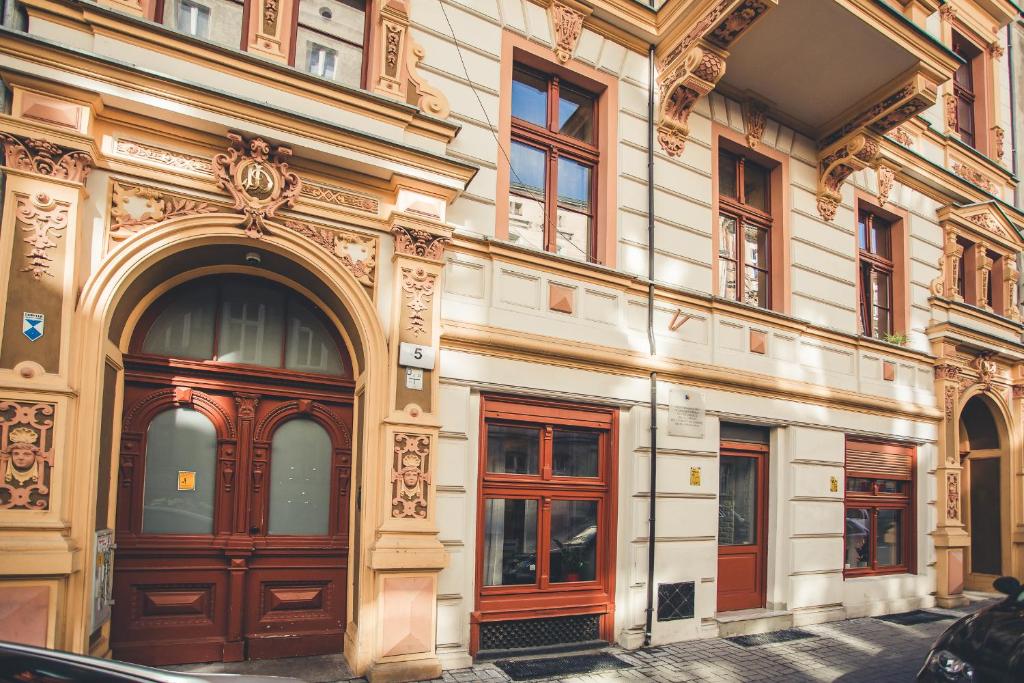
[550,2,586,64]
[0,401,55,510]
[401,267,436,338]
[15,193,69,279]
[743,100,768,149]
[656,44,726,157]
[946,472,960,521]
[110,182,219,242]
[876,165,896,207]
[0,133,92,183]
[392,225,450,262]
[212,133,301,238]
[391,432,430,519]
[815,134,880,222]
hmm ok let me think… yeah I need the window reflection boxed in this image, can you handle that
[268,419,332,535]
[845,507,871,569]
[549,500,597,583]
[483,499,538,586]
[552,429,599,477]
[486,425,539,475]
[297,0,367,88]
[719,456,756,546]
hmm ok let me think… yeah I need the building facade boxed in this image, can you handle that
[0,0,1022,680]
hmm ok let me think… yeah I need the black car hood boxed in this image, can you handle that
[938,599,1024,679]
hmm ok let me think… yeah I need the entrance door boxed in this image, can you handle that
[967,453,1002,589]
[111,277,353,666]
[717,441,768,612]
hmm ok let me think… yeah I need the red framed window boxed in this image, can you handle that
[718,149,772,308]
[508,65,599,262]
[474,396,617,651]
[952,32,980,149]
[857,209,894,339]
[844,439,915,577]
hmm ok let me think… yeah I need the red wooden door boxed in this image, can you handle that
[717,441,768,613]
[111,277,353,666]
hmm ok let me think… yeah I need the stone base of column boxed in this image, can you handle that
[936,594,969,608]
[367,657,443,683]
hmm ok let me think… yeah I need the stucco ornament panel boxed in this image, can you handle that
[550,2,586,64]
[281,219,377,288]
[392,225,450,261]
[946,472,960,521]
[876,165,896,207]
[951,162,995,193]
[114,139,214,176]
[401,267,436,338]
[992,126,1005,161]
[391,432,430,519]
[0,401,55,510]
[742,100,768,149]
[965,212,1012,241]
[213,133,301,238]
[16,193,68,279]
[0,132,92,183]
[888,126,914,147]
[109,182,219,241]
[815,134,880,222]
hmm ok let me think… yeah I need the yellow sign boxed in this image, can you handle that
[830,476,839,493]
[690,467,701,486]
[177,471,196,491]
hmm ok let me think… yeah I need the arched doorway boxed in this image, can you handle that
[110,275,354,666]
[959,395,1008,591]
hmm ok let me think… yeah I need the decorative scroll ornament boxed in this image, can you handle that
[743,99,768,149]
[973,354,998,388]
[876,165,896,207]
[939,4,956,22]
[815,134,880,221]
[656,44,727,157]
[992,126,1006,161]
[114,139,214,176]
[946,472,960,520]
[401,267,436,337]
[391,432,430,518]
[16,193,68,279]
[0,133,92,183]
[281,219,377,287]
[109,182,218,241]
[392,224,450,261]
[213,133,301,238]
[550,2,586,64]
[0,401,55,510]
[406,38,451,119]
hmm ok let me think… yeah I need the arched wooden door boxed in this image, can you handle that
[111,276,354,666]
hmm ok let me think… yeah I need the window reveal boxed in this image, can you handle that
[718,149,772,308]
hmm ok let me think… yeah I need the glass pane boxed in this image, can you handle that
[483,499,538,586]
[142,408,217,534]
[743,224,768,269]
[720,259,737,301]
[857,213,868,251]
[719,215,737,259]
[870,270,891,336]
[846,477,873,493]
[549,500,598,583]
[556,158,593,260]
[557,157,592,213]
[871,224,891,260]
[552,429,599,478]
[268,419,332,535]
[876,509,902,567]
[511,68,548,127]
[486,424,539,474]
[217,280,285,367]
[285,298,345,376]
[877,480,905,494]
[845,507,871,568]
[510,141,546,197]
[719,455,757,545]
[743,160,770,211]
[296,0,366,88]
[718,150,737,198]
[555,210,590,261]
[509,194,546,252]
[165,0,242,50]
[142,284,217,360]
[558,86,594,143]
[745,267,769,308]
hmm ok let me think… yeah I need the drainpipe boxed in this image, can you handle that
[1007,24,1019,205]
[643,41,659,649]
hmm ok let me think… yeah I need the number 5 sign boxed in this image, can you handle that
[399,342,436,370]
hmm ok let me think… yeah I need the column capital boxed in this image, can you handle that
[0,132,93,185]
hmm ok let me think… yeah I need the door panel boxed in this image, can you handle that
[717,446,768,612]
[969,457,1001,577]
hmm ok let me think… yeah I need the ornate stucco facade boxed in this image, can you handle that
[0,0,1023,679]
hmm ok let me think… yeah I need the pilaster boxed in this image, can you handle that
[974,243,992,311]
[245,0,298,63]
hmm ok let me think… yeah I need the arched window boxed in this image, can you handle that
[142,408,218,534]
[139,277,347,377]
[268,418,333,535]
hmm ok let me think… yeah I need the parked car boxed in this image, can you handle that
[917,576,1024,682]
[0,641,303,683]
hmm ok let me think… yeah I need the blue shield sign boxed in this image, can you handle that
[22,313,44,342]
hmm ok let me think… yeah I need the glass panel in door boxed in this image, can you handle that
[142,407,218,534]
[719,455,757,546]
[267,418,333,535]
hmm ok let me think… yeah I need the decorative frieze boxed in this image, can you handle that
[109,182,219,242]
[1,133,92,183]
[888,126,914,147]
[819,79,934,148]
[300,181,379,214]
[281,219,377,288]
[16,193,69,280]
[0,401,55,510]
[401,267,436,338]
[114,138,214,176]
[965,212,1012,241]
[816,134,880,222]
[392,225,450,261]
[706,0,772,48]
[391,432,430,519]
[951,161,995,193]
[213,133,301,238]
[550,2,587,64]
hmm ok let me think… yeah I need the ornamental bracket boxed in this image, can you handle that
[656,42,727,158]
[815,133,881,222]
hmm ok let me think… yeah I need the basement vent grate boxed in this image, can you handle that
[495,653,630,681]
[875,610,954,626]
[479,614,601,652]
[726,629,818,647]
[657,581,695,621]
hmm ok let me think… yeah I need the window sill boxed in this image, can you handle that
[843,569,917,580]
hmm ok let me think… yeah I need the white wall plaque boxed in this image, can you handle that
[667,388,705,438]
[405,367,424,390]
[399,342,436,369]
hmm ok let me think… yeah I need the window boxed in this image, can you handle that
[844,439,915,576]
[296,0,367,88]
[165,0,243,49]
[985,251,1000,310]
[477,396,617,646]
[176,0,210,38]
[718,149,772,308]
[508,65,598,262]
[952,33,981,149]
[857,209,894,338]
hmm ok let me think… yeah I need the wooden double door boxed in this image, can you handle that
[111,361,353,666]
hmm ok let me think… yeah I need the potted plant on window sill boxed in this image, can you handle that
[882,332,909,347]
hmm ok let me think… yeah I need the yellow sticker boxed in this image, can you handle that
[177,470,196,491]
[690,467,701,486]
[830,476,839,493]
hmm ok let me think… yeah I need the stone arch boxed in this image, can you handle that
[62,214,388,654]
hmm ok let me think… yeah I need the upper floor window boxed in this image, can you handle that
[857,209,894,339]
[952,32,981,149]
[718,149,772,308]
[297,0,367,88]
[176,0,211,39]
[164,0,243,50]
[508,65,598,262]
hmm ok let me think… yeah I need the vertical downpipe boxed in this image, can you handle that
[643,41,658,649]
[1007,24,1019,204]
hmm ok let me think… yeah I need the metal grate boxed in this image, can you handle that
[479,614,601,652]
[726,629,817,647]
[657,581,695,621]
[495,653,630,681]
[875,610,954,626]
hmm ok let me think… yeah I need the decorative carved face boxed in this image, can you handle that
[402,468,420,489]
[8,443,37,471]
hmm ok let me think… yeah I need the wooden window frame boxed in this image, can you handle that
[510,65,600,261]
[717,150,773,309]
[952,31,979,149]
[843,438,916,579]
[472,395,618,654]
[855,193,908,340]
[857,210,894,339]
[948,23,996,159]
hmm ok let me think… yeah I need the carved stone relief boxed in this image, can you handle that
[15,193,69,279]
[656,44,726,157]
[992,126,1005,161]
[876,165,896,207]
[392,225,450,261]
[888,126,914,147]
[946,472,960,520]
[300,181,379,214]
[0,401,55,510]
[0,133,92,183]
[952,161,995,193]
[114,139,214,176]
[109,182,219,242]
[401,267,436,338]
[816,134,880,221]
[280,219,377,288]
[742,100,768,149]
[550,2,586,64]
[213,133,301,237]
[391,432,430,519]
